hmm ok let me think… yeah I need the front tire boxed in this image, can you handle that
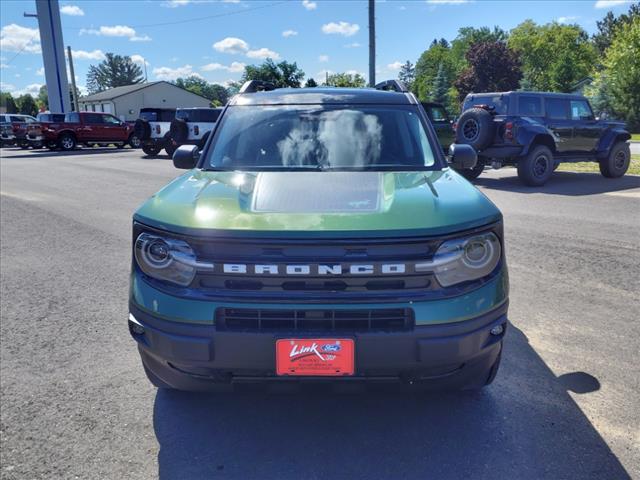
[58,134,76,151]
[142,145,162,156]
[517,144,554,186]
[600,141,630,178]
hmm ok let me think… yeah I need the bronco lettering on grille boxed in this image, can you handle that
[221,263,406,275]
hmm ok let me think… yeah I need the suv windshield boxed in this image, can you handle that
[176,109,221,123]
[204,105,437,171]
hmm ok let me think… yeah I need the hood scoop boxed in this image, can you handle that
[251,172,382,213]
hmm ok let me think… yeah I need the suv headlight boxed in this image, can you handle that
[416,232,501,287]
[134,233,198,286]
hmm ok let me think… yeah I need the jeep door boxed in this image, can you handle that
[569,99,600,152]
[544,98,573,153]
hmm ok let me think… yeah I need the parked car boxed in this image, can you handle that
[0,114,38,148]
[453,91,631,186]
[41,112,140,151]
[128,80,508,392]
[421,102,455,153]
[134,108,176,156]
[167,107,222,154]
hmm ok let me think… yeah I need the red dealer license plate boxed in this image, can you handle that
[276,338,355,376]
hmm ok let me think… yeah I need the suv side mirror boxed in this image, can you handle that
[173,145,199,169]
[448,144,477,170]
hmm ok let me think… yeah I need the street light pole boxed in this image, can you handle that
[67,46,79,111]
[368,0,375,87]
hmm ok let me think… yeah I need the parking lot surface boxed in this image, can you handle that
[1,147,639,480]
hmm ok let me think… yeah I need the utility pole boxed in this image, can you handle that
[67,46,79,111]
[368,0,375,87]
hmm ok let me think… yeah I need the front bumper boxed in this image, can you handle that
[130,299,508,391]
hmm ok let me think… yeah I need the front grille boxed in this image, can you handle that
[216,307,414,332]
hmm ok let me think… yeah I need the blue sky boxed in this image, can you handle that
[0,0,634,97]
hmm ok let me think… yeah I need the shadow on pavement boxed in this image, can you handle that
[0,147,140,159]
[152,325,630,480]
[475,170,640,196]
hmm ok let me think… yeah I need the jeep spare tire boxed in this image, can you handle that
[169,118,188,144]
[134,119,151,140]
[456,108,495,150]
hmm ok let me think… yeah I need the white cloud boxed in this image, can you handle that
[318,55,329,62]
[131,54,150,66]
[247,47,280,60]
[282,29,298,37]
[0,82,16,92]
[80,25,151,42]
[201,61,245,73]
[322,22,360,37]
[387,61,403,71]
[0,63,11,69]
[70,49,106,60]
[594,0,630,8]
[153,65,202,80]
[8,83,43,96]
[344,42,361,48]
[163,0,191,6]
[15,73,21,78]
[131,35,152,42]
[557,16,579,24]
[60,5,85,16]
[426,0,470,4]
[316,69,334,79]
[0,24,41,54]
[213,36,249,54]
[36,67,44,75]
[302,0,317,10]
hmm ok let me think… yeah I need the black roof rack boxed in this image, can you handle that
[374,80,409,93]
[239,80,277,94]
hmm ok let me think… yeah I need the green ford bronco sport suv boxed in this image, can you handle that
[129,80,509,391]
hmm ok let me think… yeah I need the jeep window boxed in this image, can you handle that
[176,109,221,123]
[519,96,543,116]
[140,109,175,122]
[425,105,448,122]
[463,95,509,115]
[570,100,594,121]
[65,113,80,123]
[204,105,437,171]
[545,98,569,120]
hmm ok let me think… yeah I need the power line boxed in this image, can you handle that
[4,35,40,65]
[63,1,288,30]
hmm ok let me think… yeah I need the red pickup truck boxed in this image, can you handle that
[41,112,140,151]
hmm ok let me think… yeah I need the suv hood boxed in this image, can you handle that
[134,170,501,236]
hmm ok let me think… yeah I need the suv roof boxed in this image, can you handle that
[231,87,415,106]
[465,91,587,100]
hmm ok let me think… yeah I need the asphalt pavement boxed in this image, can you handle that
[1,147,639,480]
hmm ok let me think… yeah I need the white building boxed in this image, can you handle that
[77,81,210,121]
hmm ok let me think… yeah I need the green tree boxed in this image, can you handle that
[0,92,18,113]
[414,43,455,100]
[600,18,640,130]
[240,59,305,88]
[450,26,509,71]
[16,94,38,116]
[86,53,144,94]
[174,76,229,106]
[304,78,318,88]
[432,63,449,104]
[593,3,639,55]
[398,61,415,91]
[585,74,615,119]
[37,85,48,110]
[454,41,522,100]
[324,72,366,88]
[508,21,597,92]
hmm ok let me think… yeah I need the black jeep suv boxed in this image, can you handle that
[454,91,631,186]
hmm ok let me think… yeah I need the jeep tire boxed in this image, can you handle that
[169,118,189,144]
[128,134,141,149]
[600,141,630,178]
[142,144,162,156]
[517,144,554,186]
[454,156,485,181]
[456,108,495,150]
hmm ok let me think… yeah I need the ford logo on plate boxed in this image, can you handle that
[322,343,341,353]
